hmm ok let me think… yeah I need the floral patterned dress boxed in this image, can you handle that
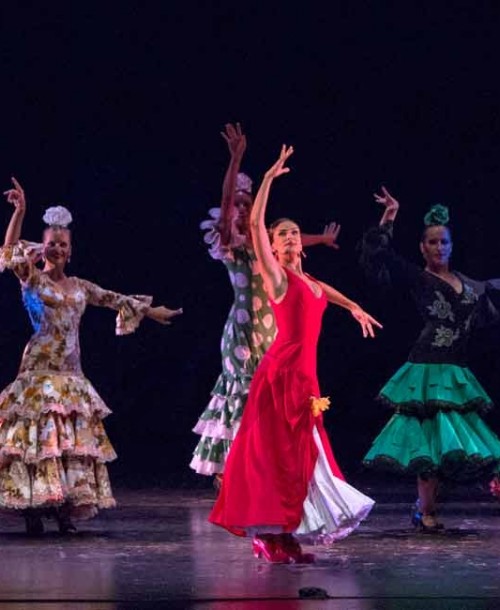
[360,223,500,481]
[190,209,277,475]
[0,241,152,518]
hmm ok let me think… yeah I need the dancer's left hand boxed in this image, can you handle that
[322,222,341,249]
[350,306,383,338]
[148,306,183,325]
[264,145,294,181]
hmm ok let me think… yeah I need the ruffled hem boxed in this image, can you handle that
[364,411,500,481]
[192,418,241,441]
[0,372,112,421]
[192,373,249,438]
[306,504,374,544]
[190,454,225,475]
[190,372,250,474]
[239,427,374,540]
[0,456,115,517]
[295,427,374,543]
[190,437,231,475]
[379,362,493,416]
[0,398,117,466]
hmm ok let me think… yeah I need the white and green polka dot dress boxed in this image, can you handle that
[190,209,277,475]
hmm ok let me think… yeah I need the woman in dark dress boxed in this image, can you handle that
[361,187,500,531]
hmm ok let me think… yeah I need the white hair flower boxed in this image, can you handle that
[235,173,252,194]
[42,206,73,228]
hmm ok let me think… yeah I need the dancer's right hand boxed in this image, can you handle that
[221,122,246,159]
[3,177,26,213]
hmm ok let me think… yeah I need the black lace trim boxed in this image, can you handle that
[364,451,499,482]
[378,395,493,418]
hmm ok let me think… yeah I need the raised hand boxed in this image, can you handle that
[148,306,183,325]
[264,145,294,180]
[221,122,246,159]
[322,222,341,249]
[374,186,399,213]
[3,177,26,213]
[350,306,383,338]
[374,186,399,225]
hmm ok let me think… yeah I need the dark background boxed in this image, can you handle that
[1,1,500,488]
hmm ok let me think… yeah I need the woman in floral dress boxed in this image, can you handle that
[360,187,500,531]
[190,124,341,479]
[0,177,182,534]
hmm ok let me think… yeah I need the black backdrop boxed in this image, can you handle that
[1,1,500,487]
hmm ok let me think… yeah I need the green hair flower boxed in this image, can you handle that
[423,204,450,227]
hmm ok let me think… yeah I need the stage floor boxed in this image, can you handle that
[0,483,500,609]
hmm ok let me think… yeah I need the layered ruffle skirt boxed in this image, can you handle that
[364,362,500,481]
[190,371,248,475]
[0,371,117,518]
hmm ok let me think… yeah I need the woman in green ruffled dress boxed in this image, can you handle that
[190,124,341,481]
[360,187,500,531]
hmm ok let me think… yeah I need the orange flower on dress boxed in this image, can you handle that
[310,396,331,417]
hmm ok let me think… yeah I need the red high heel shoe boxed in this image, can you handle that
[252,535,290,563]
[279,534,315,564]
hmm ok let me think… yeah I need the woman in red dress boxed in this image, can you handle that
[209,146,381,562]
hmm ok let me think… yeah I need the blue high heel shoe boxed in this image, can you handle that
[411,502,444,532]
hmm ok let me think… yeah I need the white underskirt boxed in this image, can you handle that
[247,426,375,543]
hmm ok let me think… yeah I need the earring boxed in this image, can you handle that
[300,250,307,259]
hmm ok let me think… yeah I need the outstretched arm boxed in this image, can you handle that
[302,222,341,249]
[80,278,182,335]
[318,280,383,338]
[250,145,294,301]
[219,122,246,247]
[374,186,399,226]
[3,177,26,246]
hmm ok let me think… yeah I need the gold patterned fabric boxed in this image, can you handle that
[0,242,152,518]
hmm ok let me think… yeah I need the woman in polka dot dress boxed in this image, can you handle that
[190,124,340,480]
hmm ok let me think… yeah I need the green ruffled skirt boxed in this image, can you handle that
[364,362,500,481]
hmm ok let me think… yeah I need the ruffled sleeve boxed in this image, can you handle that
[359,222,421,290]
[467,277,500,329]
[200,207,245,262]
[0,240,44,282]
[78,279,153,336]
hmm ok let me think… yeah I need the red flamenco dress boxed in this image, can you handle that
[209,269,374,542]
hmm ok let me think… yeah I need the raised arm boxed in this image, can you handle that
[359,186,421,290]
[3,177,26,246]
[250,145,294,301]
[318,280,383,338]
[219,123,247,247]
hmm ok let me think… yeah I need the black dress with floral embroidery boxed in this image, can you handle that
[361,222,499,368]
[360,223,500,480]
